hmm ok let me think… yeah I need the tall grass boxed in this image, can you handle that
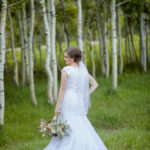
[0,72,150,150]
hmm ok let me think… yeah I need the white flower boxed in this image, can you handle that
[51,127,56,134]
[43,127,47,132]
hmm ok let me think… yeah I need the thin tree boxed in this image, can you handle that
[77,0,86,64]
[41,0,54,104]
[28,0,38,105]
[0,0,7,127]
[111,0,117,89]
[103,0,109,78]
[22,3,30,83]
[139,12,147,72]
[8,8,19,86]
[50,0,58,102]
[116,5,123,74]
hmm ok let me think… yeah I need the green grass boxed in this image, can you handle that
[2,36,150,149]
[0,72,150,150]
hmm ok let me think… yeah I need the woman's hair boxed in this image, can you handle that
[65,47,82,63]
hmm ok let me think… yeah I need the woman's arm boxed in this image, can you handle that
[55,70,68,116]
[89,73,98,94]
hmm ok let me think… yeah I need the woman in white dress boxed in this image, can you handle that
[43,47,108,150]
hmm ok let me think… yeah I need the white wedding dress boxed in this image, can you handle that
[43,64,108,150]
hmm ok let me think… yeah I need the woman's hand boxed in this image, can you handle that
[89,73,98,94]
[55,105,60,117]
[54,70,67,117]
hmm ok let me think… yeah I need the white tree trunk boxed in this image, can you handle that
[103,1,109,78]
[50,0,58,102]
[77,0,83,52]
[77,0,84,56]
[47,0,51,37]
[17,11,26,85]
[8,8,19,86]
[0,0,7,127]
[111,0,117,89]
[28,0,37,105]
[41,0,54,104]
[77,0,86,64]
[116,6,123,74]
[139,13,147,72]
[22,3,30,83]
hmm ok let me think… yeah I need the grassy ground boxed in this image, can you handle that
[0,72,150,150]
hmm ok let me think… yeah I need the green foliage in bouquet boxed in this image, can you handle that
[40,115,71,139]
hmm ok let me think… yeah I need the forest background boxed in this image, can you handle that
[0,0,150,149]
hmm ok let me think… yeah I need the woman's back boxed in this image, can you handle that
[62,66,79,91]
[60,65,88,116]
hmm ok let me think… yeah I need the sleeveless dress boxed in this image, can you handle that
[43,66,108,150]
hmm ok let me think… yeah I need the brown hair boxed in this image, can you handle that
[65,47,82,63]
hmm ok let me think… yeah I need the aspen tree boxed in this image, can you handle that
[116,6,123,74]
[50,0,58,102]
[0,0,7,126]
[111,0,117,89]
[28,0,38,105]
[139,12,147,72]
[8,8,19,86]
[41,0,54,104]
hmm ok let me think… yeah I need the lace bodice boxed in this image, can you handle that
[60,65,90,115]
[62,66,79,91]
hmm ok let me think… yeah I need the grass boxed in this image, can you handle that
[0,72,150,150]
[2,36,150,149]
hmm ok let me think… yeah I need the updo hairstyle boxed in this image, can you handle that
[65,47,82,63]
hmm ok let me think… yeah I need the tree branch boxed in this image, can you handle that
[7,0,25,8]
[116,0,130,7]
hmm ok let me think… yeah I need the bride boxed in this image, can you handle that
[43,47,108,150]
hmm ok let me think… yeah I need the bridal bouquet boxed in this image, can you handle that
[40,114,71,139]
